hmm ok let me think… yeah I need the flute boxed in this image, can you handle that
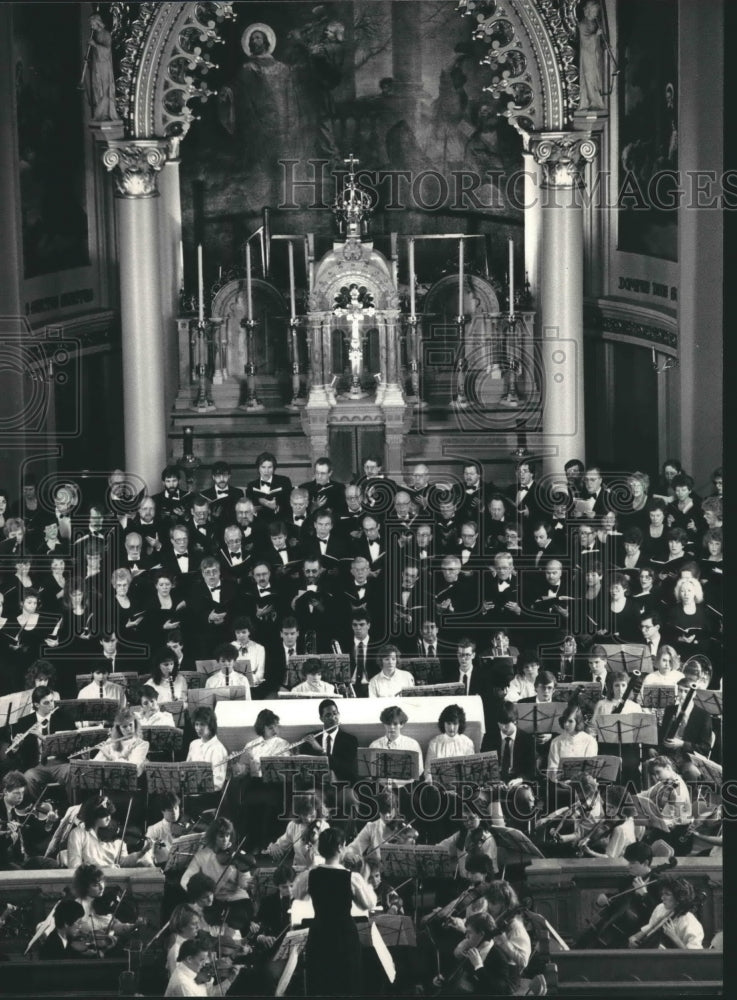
[6,707,59,754]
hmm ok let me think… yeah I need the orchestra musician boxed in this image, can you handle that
[94,707,150,775]
[181,817,256,934]
[628,876,704,949]
[186,707,228,791]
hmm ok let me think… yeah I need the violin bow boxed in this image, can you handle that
[213,777,231,822]
[212,833,250,894]
[114,797,133,867]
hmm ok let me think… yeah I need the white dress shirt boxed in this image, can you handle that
[186,736,228,790]
[368,669,415,698]
[150,675,189,704]
[425,732,475,768]
[204,669,251,695]
[231,640,266,686]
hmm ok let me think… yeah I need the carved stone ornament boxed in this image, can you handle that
[528,131,596,188]
[102,139,168,197]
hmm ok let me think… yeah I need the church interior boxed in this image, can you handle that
[0,1,724,996]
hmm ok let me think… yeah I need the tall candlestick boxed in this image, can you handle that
[197,244,204,323]
[408,238,416,316]
[288,241,296,319]
[182,425,194,459]
[458,238,464,318]
[245,242,253,321]
[508,238,514,317]
[178,240,184,289]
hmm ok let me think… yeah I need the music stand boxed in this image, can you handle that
[490,826,544,871]
[278,690,344,698]
[252,866,279,899]
[260,755,329,789]
[356,748,420,783]
[553,683,602,717]
[694,690,722,717]
[58,698,119,726]
[0,690,33,729]
[600,643,647,674]
[109,672,141,689]
[399,683,464,698]
[163,832,206,874]
[179,670,205,690]
[284,654,351,690]
[69,760,139,802]
[687,752,722,788]
[557,755,621,784]
[592,712,659,751]
[402,658,443,686]
[141,726,184,758]
[202,685,248,704]
[429,752,500,790]
[195,659,218,675]
[640,686,677,727]
[41,727,107,760]
[515,701,565,736]
[158,700,186,727]
[357,914,416,949]
[145,760,214,819]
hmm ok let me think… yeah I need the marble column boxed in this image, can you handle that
[529,132,596,480]
[158,137,184,409]
[102,139,168,493]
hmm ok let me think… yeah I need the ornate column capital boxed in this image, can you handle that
[102,139,168,198]
[527,132,597,189]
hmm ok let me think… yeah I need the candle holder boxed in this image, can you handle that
[180,425,201,491]
[240,318,264,410]
[404,315,426,408]
[192,319,215,411]
[500,313,521,408]
[286,316,305,410]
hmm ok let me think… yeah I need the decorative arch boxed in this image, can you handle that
[119,1,576,141]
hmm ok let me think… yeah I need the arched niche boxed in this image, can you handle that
[118,2,576,140]
[210,277,291,380]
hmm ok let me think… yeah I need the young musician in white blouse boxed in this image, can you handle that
[425,704,475,770]
[77,662,126,706]
[94,707,150,775]
[149,647,189,703]
[367,645,415,698]
[229,616,265,690]
[628,876,704,949]
[135,684,176,727]
[186,707,228,790]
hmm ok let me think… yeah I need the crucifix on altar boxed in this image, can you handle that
[333,282,376,398]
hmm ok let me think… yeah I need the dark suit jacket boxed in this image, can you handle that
[659,704,713,757]
[299,727,359,783]
[245,475,293,520]
[151,488,193,525]
[482,727,536,781]
[350,534,388,573]
[39,932,74,960]
[158,544,203,584]
[200,485,244,523]
[2,706,77,770]
[300,479,347,516]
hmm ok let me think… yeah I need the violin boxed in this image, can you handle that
[14,798,59,829]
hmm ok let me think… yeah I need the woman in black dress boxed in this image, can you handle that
[305,827,377,996]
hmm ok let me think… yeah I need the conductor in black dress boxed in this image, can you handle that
[305,827,377,996]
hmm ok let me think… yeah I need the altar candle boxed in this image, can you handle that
[458,238,464,318]
[178,240,184,288]
[197,244,204,323]
[246,242,253,321]
[508,238,515,317]
[409,238,416,316]
[288,240,296,319]
[183,425,194,458]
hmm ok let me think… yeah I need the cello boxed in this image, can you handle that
[574,858,677,948]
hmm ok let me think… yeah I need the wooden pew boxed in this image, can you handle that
[524,856,722,945]
[0,867,165,959]
[548,949,722,995]
[0,958,126,997]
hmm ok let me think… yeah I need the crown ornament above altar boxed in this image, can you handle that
[333,154,373,238]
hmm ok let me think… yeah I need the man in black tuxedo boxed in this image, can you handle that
[481,552,523,636]
[186,497,219,556]
[445,638,487,696]
[218,524,253,586]
[231,497,266,554]
[283,488,313,544]
[433,554,478,639]
[336,484,367,541]
[187,556,239,655]
[581,465,612,518]
[298,699,359,785]
[255,520,304,577]
[339,556,383,634]
[245,451,293,523]
[434,496,463,555]
[660,677,714,757]
[505,459,544,532]
[152,464,193,526]
[458,462,494,525]
[4,686,76,798]
[127,496,167,561]
[391,563,430,652]
[357,456,398,516]
[302,510,349,572]
[200,460,244,524]
[527,519,567,566]
[404,521,438,576]
[300,457,346,516]
[242,561,287,646]
[159,524,202,588]
[290,557,337,649]
[351,514,387,575]
[524,558,573,645]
